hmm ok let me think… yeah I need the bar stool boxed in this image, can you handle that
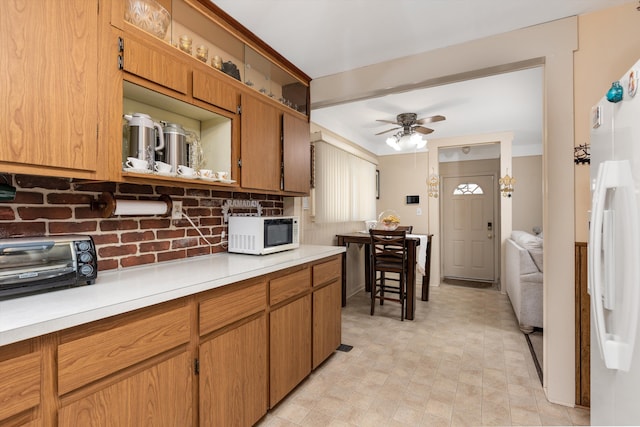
[369,228,408,321]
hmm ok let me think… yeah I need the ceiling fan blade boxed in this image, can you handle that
[376,119,400,125]
[375,127,401,136]
[414,126,434,135]
[416,115,446,125]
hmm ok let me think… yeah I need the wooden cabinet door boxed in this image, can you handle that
[282,113,311,194]
[121,35,189,95]
[193,69,239,114]
[269,294,311,407]
[199,316,268,427]
[312,280,342,369]
[58,351,193,427]
[0,349,41,424]
[240,95,281,192]
[0,0,99,175]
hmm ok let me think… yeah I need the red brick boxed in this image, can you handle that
[0,222,46,238]
[200,199,220,207]
[157,250,187,262]
[121,230,155,243]
[98,259,118,271]
[140,218,171,229]
[210,246,225,255]
[0,207,15,220]
[187,246,211,257]
[211,190,234,198]
[98,244,137,257]
[140,241,171,252]
[100,219,139,231]
[73,181,117,193]
[119,183,153,194]
[199,217,222,226]
[75,206,105,219]
[93,234,119,245]
[15,175,71,190]
[157,229,185,239]
[11,191,44,204]
[185,207,211,217]
[120,254,156,268]
[156,186,185,196]
[49,221,98,234]
[172,237,198,249]
[181,198,198,207]
[47,193,93,205]
[186,188,210,198]
[18,206,72,220]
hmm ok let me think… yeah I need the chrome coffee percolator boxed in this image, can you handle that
[123,113,165,167]
[162,123,189,173]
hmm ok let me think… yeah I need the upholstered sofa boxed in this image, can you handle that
[505,230,543,333]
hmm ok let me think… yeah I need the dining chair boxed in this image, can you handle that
[395,225,413,233]
[369,228,408,321]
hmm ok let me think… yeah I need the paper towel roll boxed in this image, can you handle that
[113,199,169,216]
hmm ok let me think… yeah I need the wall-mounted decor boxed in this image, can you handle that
[574,143,590,165]
[427,169,439,198]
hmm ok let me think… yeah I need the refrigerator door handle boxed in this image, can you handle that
[589,159,640,371]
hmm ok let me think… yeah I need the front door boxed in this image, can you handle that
[442,175,496,281]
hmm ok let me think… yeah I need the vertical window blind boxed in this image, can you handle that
[313,141,376,223]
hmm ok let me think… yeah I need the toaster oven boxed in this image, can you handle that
[0,235,98,300]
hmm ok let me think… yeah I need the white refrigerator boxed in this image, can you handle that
[589,59,640,425]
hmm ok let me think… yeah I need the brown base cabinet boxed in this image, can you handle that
[0,346,42,426]
[313,280,342,369]
[0,255,341,426]
[58,351,193,427]
[200,316,268,427]
[269,294,312,407]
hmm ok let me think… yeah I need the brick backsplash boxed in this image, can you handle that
[0,173,283,271]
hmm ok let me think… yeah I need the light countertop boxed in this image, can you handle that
[0,245,345,347]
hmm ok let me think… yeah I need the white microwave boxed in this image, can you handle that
[227,216,300,255]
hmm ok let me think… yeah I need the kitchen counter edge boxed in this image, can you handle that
[0,245,345,347]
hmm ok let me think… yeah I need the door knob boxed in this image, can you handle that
[488,234,493,239]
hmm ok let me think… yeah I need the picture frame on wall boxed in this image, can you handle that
[376,169,380,199]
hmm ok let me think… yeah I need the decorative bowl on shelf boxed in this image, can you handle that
[377,210,400,231]
[124,0,171,40]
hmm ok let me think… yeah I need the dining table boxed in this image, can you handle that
[335,231,432,321]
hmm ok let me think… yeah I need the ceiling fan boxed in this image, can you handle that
[375,112,446,151]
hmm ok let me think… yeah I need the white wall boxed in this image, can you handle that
[376,153,429,235]
[512,155,543,233]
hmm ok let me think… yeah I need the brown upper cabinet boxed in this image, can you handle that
[1,0,311,194]
[111,0,311,194]
[0,0,107,179]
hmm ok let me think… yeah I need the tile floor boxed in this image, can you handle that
[257,283,590,426]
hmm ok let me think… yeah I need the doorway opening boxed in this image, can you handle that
[439,144,501,289]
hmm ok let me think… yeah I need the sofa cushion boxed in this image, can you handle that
[511,230,543,250]
[529,248,543,272]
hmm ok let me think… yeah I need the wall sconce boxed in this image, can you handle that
[428,169,439,198]
[499,169,516,198]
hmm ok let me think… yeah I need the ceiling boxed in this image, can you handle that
[212,0,633,156]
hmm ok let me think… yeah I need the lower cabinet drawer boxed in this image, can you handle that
[312,256,341,287]
[0,350,41,421]
[270,268,311,305]
[57,304,191,395]
[199,279,267,336]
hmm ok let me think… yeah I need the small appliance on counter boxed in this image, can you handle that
[0,235,98,300]
[228,216,299,255]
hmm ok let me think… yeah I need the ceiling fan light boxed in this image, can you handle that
[416,138,427,149]
[409,133,424,147]
[386,136,401,150]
